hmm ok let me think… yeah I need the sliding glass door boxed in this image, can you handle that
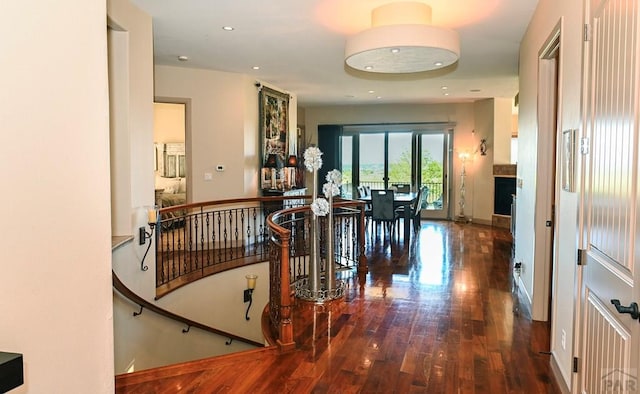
[358,132,412,191]
[359,133,385,190]
[417,131,451,219]
[335,126,451,220]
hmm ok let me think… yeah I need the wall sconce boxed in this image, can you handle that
[479,138,488,156]
[138,206,158,271]
[244,274,258,320]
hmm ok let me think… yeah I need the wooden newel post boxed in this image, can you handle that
[277,234,295,351]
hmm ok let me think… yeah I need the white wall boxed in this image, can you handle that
[113,248,264,373]
[154,103,186,143]
[0,1,114,392]
[517,0,583,389]
[494,98,514,165]
[471,99,495,224]
[154,66,298,201]
[155,263,270,344]
[108,0,156,303]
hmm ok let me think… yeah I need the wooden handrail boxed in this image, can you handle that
[265,199,367,351]
[150,195,367,352]
[112,270,264,348]
[159,195,312,215]
[155,195,313,298]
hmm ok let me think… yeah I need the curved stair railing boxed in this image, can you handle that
[152,195,367,352]
[156,195,310,298]
[265,199,367,350]
[112,270,264,347]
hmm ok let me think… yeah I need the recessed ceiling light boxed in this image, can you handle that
[252,66,260,70]
[368,90,375,94]
[434,61,444,67]
[222,26,234,31]
[441,86,448,90]
[376,96,382,99]
[390,48,400,54]
[178,55,189,61]
[443,92,449,96]
[364,65,374,70]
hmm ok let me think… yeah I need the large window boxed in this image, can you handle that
[335,126,452,219]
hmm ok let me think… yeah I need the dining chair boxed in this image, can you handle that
[357,185,372,228]
[370,189,400,239]
[391,183,410,193]
[357,185,366,198]
[394,186,428,232]
[411,186,429,230]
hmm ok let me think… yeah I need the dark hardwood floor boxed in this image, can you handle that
[116,221,561,393]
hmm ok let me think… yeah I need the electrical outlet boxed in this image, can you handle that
[561,329,566,350]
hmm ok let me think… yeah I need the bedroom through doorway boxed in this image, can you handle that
[153,101,188,210]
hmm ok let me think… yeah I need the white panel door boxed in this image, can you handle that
[580,0,640,392]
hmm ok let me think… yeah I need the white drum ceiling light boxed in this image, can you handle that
[345,2,460,74]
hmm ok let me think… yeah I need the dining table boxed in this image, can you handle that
[358,191,418,244]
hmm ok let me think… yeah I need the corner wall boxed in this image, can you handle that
[517,0,584,389]
[0,0,114,392]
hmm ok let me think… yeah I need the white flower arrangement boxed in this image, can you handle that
[323,182,340,198]
[326,169,342,187]
[304,148,342,217]
[303,146,323,172]
[311,198,330,216]
[323,169,342,198]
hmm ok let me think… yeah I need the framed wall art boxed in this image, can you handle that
[260,86,289,167]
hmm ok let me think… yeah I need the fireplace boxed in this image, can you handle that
[494,177,516,215]
[492,164,516,228]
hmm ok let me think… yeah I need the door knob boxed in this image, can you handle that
[611,299,640,320]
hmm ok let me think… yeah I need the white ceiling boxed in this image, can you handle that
[130,0,538,107]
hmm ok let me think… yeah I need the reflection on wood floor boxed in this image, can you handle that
[116,221,561,393]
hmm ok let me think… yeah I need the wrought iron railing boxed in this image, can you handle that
[265,200,367,350]
[155,196,367,350]
[343,181,444,209]
[156,196,308,298]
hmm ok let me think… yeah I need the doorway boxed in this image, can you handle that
[153,100,190,207]
[416,131,451,220]
[534,31,560,324]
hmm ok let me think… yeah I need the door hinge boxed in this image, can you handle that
[573,357,579,373]
[580,137,590,155]
[584,23,591,41]
[577,248,587,266]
